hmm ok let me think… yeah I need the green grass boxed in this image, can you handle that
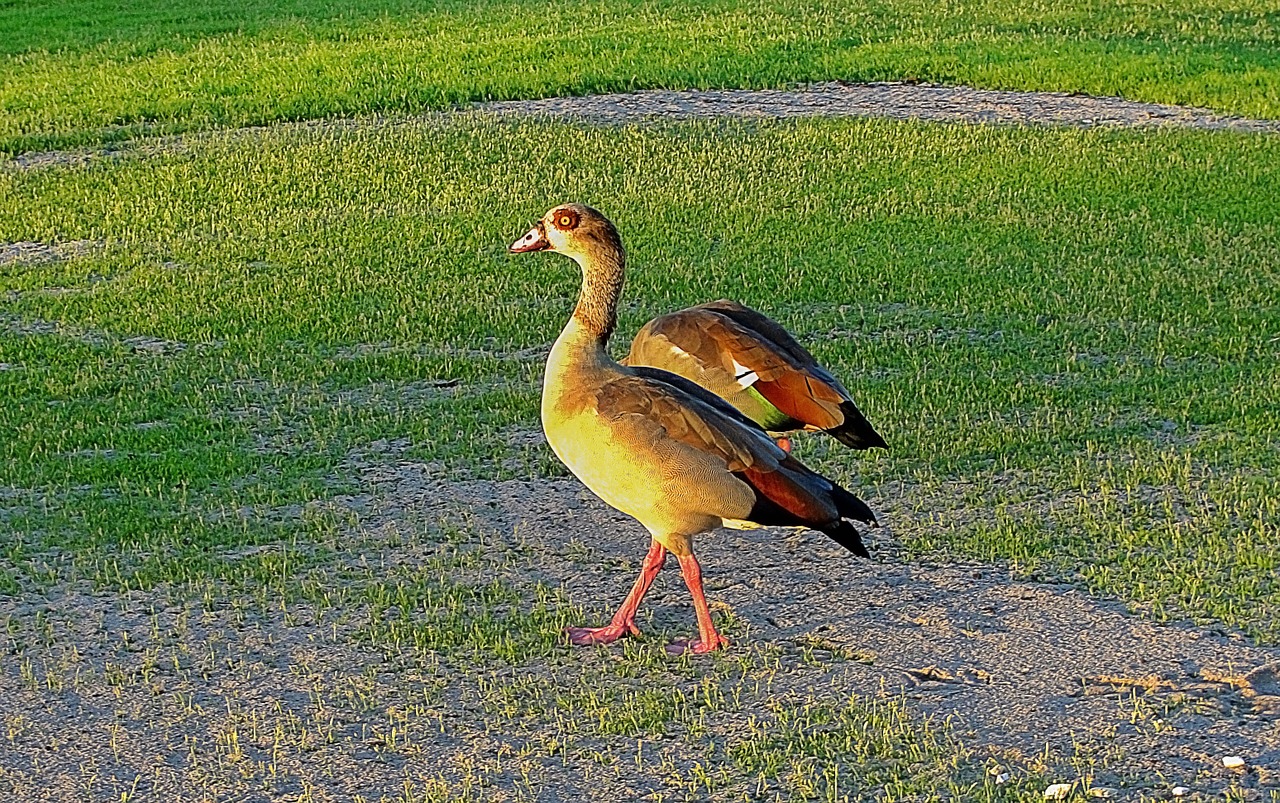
[3,0,1280,154]
[2,115,1278,646]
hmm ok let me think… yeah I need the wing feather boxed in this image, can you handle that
[627,300,886,449]
[594,369,785,473]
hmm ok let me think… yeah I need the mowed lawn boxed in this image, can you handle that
[2,0,1280,154]
[2,2,1280,800]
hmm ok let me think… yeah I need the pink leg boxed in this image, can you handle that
[666,553,730,655]
[567,540,666,646]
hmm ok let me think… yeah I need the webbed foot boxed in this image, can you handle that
[566,621,640,646]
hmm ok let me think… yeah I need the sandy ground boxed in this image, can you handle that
[440,476,1280,786]
[475,81,1280,132]
[7,81,1279,172]
[2,458,1278,801]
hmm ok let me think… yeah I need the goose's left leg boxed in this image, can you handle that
[667,551,730,655]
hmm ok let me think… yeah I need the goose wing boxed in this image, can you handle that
[594,367,786,473]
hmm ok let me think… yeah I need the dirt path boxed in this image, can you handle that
[475,81,1280,132]
[7,81,1278,171]
[450,478,1280,785]
[4,463,1277,801]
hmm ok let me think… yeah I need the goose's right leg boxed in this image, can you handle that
[566,539,666,646]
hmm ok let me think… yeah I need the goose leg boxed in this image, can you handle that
[667,552,730,655]
[567,539,666,646]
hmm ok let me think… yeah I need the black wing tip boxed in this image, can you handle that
[829,425,889,450]
[824,484,877,557]
[822,520,871,559]
[831,485,877,527]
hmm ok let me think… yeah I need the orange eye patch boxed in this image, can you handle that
[552,209,580,230]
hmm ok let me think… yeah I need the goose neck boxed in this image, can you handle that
[570,246,624,343]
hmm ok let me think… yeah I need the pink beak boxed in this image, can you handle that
[509,224,550,253]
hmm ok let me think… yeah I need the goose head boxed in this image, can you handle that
[510,203,627,339]
[508,203,623,264]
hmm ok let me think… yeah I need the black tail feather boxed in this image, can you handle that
[828,401,888,450]
[820,520,870,558]
[737,461,878,559]
[832,484,878,528]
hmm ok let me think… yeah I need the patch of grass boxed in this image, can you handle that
[2,0,1280,153]
[479,663,1042,800]
[726,698,1005,800]
[358,562,575,664]
[2,116,1279,647]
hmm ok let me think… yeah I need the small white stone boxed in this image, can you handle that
[995,772,1010,785]
[1223,755,1246,769]
[1172,787,1191,798]
[1044,783,1072,800]
[1088,788,1118,799]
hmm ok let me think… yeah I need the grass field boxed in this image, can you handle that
[3,1,1280,800]
[3,0,1280,154]
[4,117,1279,640]
[5,117,1279,798]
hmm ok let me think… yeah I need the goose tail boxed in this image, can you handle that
[827,401,888,450]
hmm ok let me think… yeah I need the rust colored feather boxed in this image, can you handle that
[625,300,887,450]
[735,457,874,557]
[754,372,845,431]
[739,463,839,526]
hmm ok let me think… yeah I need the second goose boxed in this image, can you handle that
[624,299,887,452]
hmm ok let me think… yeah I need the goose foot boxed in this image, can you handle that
[566,540,666,648]
[566,622,639,646]
[665,635,729,655]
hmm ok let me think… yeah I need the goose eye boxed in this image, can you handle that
[553,210,579,230]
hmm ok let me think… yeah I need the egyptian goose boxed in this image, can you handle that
[509,203,877,654]
[623,300,887,452]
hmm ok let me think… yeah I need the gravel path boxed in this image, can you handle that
[476,81,1280,132]
[7,82,1278,171]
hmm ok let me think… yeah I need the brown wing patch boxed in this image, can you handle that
[635,307,800,383]
[627,301,869,436]
[594,375,775,473]
[628,309,736,374]
[691,310,849,429]
[696,300,820,367]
